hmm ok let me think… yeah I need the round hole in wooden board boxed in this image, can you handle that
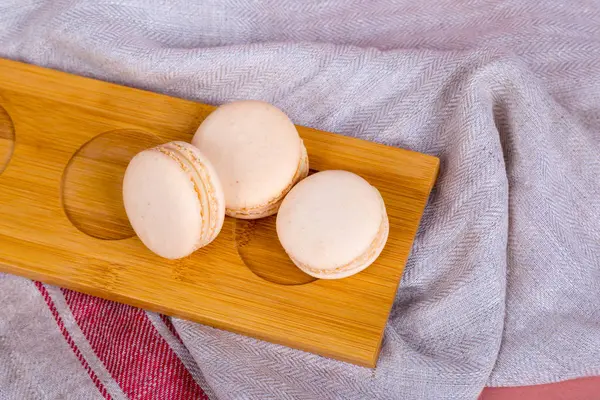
[61,129,163,240]
[233,169,321,286]
[0,104,15,175]
[234,215,317,286]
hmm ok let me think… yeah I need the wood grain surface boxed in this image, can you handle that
[0,58,439,367]
[0,102,14,174]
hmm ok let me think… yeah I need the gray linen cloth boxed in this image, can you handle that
[1,1,599,399]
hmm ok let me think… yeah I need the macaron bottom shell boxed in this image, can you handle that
[161,141,226,246]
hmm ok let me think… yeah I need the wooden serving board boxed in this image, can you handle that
[0,58,439,367]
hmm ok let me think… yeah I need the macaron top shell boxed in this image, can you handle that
[276,170,385,272]
[192,100,304,214]
[122,142,225,260]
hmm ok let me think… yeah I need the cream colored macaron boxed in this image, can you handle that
[276,170,389,279]
[192,100,309,219]
[122,141,225,259]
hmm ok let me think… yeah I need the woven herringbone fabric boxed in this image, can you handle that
[1,1,600,399]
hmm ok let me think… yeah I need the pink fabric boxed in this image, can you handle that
[480,377,600,400]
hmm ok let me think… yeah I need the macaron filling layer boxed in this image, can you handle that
[167,142,223,244]
[289,194,389,278]
[226,141,309,218]
[153,143,221,247]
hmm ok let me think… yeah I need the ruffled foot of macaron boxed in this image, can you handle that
[192,100,309,219]
[276,170,389,279]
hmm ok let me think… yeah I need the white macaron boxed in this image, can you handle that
[122,141,225,259]
[192,100,309,219]
[276,170,389,279]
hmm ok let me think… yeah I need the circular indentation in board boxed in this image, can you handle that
[234,215,317,285]
[0,105,15,175]
[62,129,163,240]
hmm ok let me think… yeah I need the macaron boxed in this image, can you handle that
[276,170,389,279]
[122,141,225,259]
[191,100,309,219]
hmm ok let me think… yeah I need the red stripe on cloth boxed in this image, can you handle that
[61,288,208,400]
[34,282,112,400]
[160,314,184,344]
